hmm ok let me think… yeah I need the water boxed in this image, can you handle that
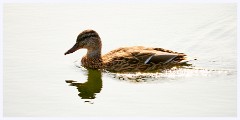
[3,3,237,117]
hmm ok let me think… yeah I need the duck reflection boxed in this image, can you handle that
[66,69,102,101]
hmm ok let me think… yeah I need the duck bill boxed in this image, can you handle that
[64,43,79,55]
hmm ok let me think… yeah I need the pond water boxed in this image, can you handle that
[3,3,237,117]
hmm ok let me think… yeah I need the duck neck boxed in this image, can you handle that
[86,48,102,59]
[81,48,102,69]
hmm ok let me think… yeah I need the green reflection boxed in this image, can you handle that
[66,69,102,101]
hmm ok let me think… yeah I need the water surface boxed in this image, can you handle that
[3,3,237,117]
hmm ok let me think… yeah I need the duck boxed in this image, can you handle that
[64,29,188,73]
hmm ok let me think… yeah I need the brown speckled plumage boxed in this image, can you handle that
[65,29,188,73]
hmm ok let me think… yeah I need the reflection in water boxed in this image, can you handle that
[66,69,102,103]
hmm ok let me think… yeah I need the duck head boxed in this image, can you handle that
[64,29,102,55]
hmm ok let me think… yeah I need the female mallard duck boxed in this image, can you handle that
[65,29,188,73]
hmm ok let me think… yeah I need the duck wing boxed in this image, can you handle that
[144,48,186,64]
[102,46,187,72]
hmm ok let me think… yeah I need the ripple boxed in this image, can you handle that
[106,67,233,83]
[74,59,234,83]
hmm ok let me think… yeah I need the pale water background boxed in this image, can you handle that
[3,3,237,117]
